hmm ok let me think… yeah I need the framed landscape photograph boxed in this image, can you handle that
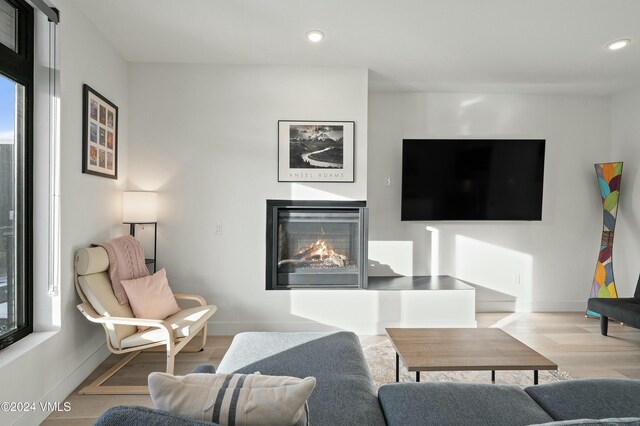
[278,120,355,182]
[82,84,118,179]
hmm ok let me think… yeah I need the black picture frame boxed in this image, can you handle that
[278,120,355,182]
[82,84,118,179]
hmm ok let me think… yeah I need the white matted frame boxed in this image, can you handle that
[82,84,118,179]
[278,120,355,182]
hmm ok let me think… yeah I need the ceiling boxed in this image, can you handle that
[71,0,640,95]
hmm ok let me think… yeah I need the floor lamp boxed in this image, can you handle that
[123,191,158,273]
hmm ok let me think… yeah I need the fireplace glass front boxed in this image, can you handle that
[266,201,367,289]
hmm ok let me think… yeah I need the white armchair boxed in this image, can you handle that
[75,246,217,394]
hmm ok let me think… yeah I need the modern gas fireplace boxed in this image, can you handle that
[266,200,368,289]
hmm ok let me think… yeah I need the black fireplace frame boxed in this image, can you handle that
[266,200,368,290]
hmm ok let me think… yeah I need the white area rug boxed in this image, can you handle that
[363,340,572,389]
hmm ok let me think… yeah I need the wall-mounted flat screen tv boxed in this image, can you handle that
[401,139,545,221]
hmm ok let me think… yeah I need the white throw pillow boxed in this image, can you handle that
[148,372,316,426]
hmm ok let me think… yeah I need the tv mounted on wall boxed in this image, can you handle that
[401,139,545,221]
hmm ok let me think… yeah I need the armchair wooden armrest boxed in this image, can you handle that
[76,302,173,337]
[173,293,207,306]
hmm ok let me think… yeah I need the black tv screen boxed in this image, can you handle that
[401,139,545,221]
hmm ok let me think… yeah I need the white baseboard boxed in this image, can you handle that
[476,300,588,313]
[207,321,342,335]
[15,344,110,426]
[476,301,517,312]
[526,300,588,312]
[207,319,477,336]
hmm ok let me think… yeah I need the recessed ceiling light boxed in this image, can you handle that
[306,30,325,43]
[606,39,631,51]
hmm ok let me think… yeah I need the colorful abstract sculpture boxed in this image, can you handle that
[587,162,623,317]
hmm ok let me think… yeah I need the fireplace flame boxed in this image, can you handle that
[279,239,348,268]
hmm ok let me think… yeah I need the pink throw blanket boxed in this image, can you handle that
[94,235,150,305]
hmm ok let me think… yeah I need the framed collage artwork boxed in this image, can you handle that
[82,84,118,179]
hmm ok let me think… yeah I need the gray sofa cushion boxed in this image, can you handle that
[216,331,386,426]
[525,379,640,421]
[378,382,553,426]
[94,406,218,426]
[531,418,640,425]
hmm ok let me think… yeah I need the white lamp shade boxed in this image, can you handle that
[123,191,158,223]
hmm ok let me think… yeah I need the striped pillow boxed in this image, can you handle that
[148,372,316,426]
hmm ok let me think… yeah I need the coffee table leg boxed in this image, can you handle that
[534,370,538,385]
[396,352,399,382]
[491,370,495,383]
[416,371,420,382]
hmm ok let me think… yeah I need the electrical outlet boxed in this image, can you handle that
[215,222,223,235]
[386,177,391,186]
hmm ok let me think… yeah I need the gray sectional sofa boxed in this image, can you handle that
[95,331,640,426]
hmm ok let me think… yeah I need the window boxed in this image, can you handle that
[0,0,33,350]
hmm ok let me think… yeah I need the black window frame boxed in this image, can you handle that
[0,0,33,351]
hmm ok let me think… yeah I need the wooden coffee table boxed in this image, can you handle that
[385,328,557,385]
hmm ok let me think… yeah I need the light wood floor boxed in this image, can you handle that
[42,313,640,425]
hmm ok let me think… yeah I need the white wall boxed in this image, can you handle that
[611,86,640,297]
[367,92,611,311]
[0,1,128,424]
[128,64,374,333]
